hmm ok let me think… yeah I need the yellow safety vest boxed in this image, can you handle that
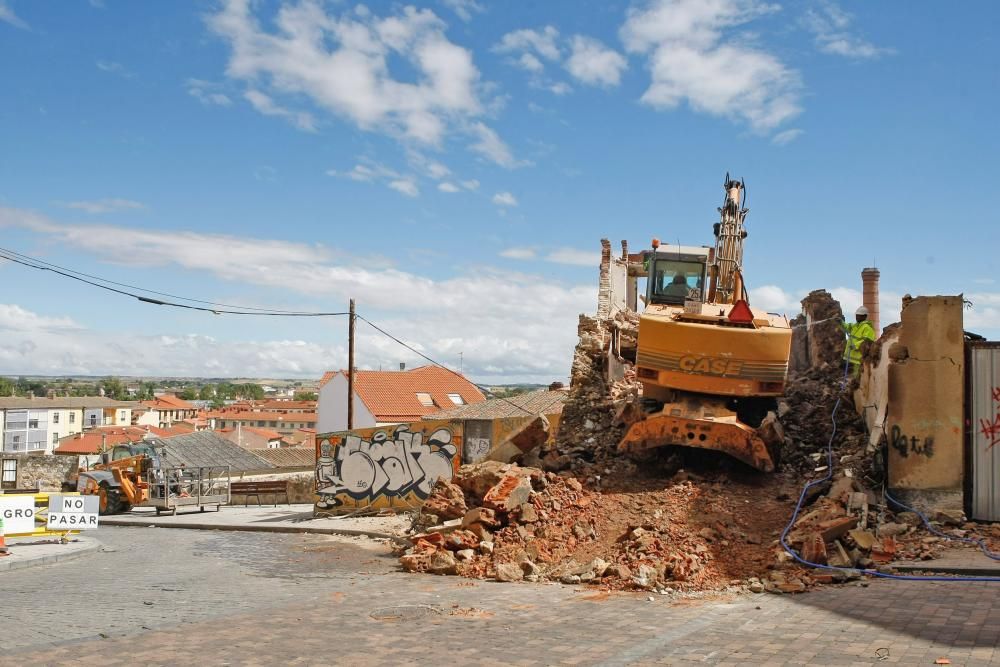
[842,320,876,366]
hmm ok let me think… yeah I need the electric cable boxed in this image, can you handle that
[0,245,539,414]
[779,325,1000,582]
[0,247,349,316]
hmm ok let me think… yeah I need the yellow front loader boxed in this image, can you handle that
[617,175,792,472]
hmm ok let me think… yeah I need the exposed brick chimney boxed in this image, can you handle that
[861,267,880,334]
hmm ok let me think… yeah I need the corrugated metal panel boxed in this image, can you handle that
[970,342,1000,521]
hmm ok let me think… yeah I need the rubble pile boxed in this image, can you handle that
[399,461,795,592]
[544,313,640,473]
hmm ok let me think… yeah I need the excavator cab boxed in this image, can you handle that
[647,250,708,306]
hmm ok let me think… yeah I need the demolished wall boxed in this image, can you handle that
[881,296,964,511]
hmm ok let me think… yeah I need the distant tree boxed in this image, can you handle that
[209,397,225,410]
[199,384,215,400]
[100,377,128,400]
[238,383,265,400]
[0,377,13,396]
[294,391,317,401]
[137,382,157,400]
[178,387,198,401]
[215,382,236,400]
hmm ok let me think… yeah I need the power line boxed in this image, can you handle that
[0,247,349,317]
[357,314,535,416]
[1,245,542,415]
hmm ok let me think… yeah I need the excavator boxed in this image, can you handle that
[616,175,791,472]
[76,442,161,514]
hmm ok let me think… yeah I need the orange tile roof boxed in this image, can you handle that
[142,394,198,411]
[207,411,317,423]
[325,365,486,422]
[241,427,284,440]
[319,371,337,387]
[256,400,316,410]
[54,426,160,455]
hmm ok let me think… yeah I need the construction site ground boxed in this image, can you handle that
[98,503,410,540]
[5,526,1000,666]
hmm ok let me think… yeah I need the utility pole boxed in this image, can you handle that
[347,298,355,430]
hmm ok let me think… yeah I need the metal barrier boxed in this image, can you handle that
[138,465,231,514]
[1,492,84,540]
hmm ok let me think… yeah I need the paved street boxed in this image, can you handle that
[2,527,1000,666]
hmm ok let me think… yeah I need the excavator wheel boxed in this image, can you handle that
[98,482,126,515]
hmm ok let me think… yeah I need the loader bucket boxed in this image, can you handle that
[618,406,776,473]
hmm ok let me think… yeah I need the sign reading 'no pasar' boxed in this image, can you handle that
[46,495,100,530]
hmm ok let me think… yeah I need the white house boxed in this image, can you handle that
[0,396,137,455]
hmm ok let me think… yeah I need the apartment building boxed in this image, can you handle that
[0,396,137,455]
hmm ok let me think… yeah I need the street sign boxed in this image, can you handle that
[46,495,100,530]
[0,496,37,534]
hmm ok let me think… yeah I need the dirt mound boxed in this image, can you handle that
[399,461,811,592]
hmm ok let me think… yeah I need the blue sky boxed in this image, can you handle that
[0,0,997,383]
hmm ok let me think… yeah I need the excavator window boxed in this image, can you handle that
[648,258,705,305]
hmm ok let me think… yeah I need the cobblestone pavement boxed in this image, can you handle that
[3,527,1000,666]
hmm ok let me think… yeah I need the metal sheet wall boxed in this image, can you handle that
[969,343,1000,521]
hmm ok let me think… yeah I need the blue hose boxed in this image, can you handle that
[778,340,1000,582]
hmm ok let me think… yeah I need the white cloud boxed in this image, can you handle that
[96,60,133,78]
[500,247,537,260]
[0,207,595,382]
[0,1,28,29]
[437,182,460,193]
[469,122,522,168]
[621,0,801,131]
[60,199,146,214]
[244,89,316,132]
[441,0,484,23]
[546,248,599,267]
[966,293,1000,334]
[495,27,625,93]
[548,82,572,95]
[565,36,627,87]
[460,179,480,191]
[388,179,419,197]
[494,26,562,62]
[771,128,804,145]
[492,191,518,207]
[187,79,232,106]
[208,1,517,165]
[0,304,81,333]
[749,285,799,313]
[802,1,893,60]
[327,160,421,197]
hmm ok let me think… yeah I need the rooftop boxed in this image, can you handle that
[142,394,198,411]
[249,447,315,468]
[207,411,317,423]
[324,365,486,422]
[148,431,274,473]
[53,425,188,455]
[426,389,567,421]
[0,396,138,410]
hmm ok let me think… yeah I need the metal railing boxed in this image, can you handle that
[142,465,231,506]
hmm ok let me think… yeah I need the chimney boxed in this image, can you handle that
[399,363,405,371]
[861,267,880,334]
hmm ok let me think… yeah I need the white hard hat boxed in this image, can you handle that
[856,306,869,316]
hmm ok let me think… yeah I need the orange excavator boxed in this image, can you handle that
[76,442,160,514]
[617,175,792,472]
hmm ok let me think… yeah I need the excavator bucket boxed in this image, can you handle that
[617,399,777,473]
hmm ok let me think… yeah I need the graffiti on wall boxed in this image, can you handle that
[315,422,460,513]
[889,424,935,458]
[980,387,1000,451]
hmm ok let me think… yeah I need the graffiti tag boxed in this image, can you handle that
[993,387,1000,403]
[981,414,1000,451]
[316,425,458,510]
[890,424,934,458]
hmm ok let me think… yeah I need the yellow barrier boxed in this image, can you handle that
[2,492,80,541]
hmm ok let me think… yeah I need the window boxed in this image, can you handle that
[415,392,435,407]
[2,459,16,489]
[52,432,59,445]
[53,412,60,425]
[269,421,277,428]
[648,258,706,305]
[257,421,266,427]
[88,414,97,427]
[69,412,76,424]
[119,411,126,422]
[28,418,39,429]
[447,393,466,406]
[12,435,21,445]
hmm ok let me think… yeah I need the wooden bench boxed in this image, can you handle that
[230,481,289,507]
[0,488,39,495]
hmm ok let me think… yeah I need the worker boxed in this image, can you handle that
[663,272,690,298]
[842,306,876,373]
